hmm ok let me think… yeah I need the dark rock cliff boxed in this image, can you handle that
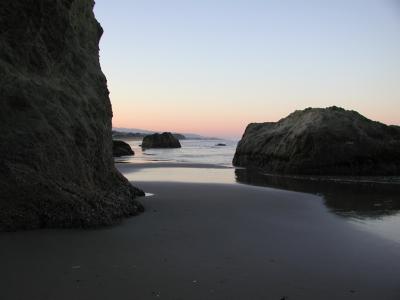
[233,107,400,175]
[0,0,144,230]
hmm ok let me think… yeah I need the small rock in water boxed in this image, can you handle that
[142,132,181,149]
[113,140,134,157]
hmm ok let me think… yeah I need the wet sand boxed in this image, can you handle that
[1,167,400,299]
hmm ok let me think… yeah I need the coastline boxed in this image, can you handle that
[1,162,400,299]
[3,2,399,300]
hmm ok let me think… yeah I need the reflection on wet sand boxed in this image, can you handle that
[235,168,400,220]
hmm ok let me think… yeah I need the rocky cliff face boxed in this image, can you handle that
[233,107,400,175]
[0,0,144,230]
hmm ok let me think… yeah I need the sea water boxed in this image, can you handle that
[115,139,238,167]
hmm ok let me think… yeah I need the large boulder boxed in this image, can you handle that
[233,107,400,175]
[142,132,182,149]
[0,0,144,231]
[113,140,134,157]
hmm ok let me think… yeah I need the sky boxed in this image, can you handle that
[94,0,400,139]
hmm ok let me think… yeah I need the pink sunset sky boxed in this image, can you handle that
[95,0,400,139]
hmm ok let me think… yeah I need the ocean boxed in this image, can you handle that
[115,139,238,167]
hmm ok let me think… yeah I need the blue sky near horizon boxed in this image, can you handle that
[94,0,400,139]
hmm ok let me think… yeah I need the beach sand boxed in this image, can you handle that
[1,164,399,300]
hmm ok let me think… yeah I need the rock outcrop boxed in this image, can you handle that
[233,107,400,175]
[142,132,182,149]
[113,140,134,157]
[0,0,144,231]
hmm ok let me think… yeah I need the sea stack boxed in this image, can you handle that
[142,132,182,149]
[0,0,144,230]
[113,140,135,157]
[233,107,400,175]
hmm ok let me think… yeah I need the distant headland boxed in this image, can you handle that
[113,127,220,140]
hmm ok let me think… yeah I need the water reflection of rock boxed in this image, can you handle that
[235,168,400,220]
